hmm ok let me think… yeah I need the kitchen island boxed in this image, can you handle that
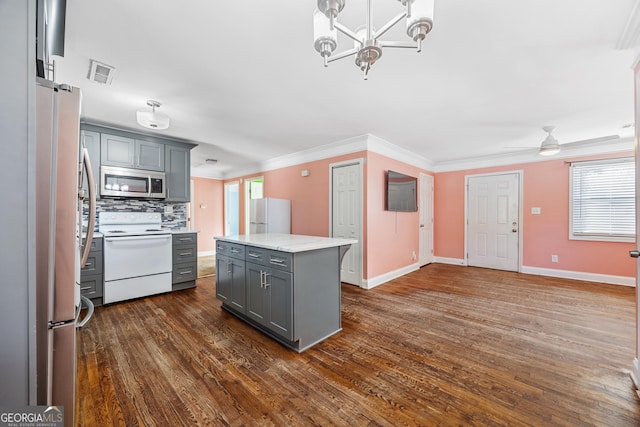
[215,233,357,352]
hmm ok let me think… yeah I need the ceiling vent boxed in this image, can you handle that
[87,59,115,85]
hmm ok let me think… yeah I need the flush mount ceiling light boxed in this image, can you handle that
[538,126,561,156]
[313,0,435,79]
[205,158,218,165]
[136,100,170,130]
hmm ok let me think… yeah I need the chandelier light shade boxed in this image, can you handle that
[313,0,435,79]
[136,100,170,130]
[313,8,337,66]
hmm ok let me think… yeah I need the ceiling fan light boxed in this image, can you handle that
[539,143,560,156]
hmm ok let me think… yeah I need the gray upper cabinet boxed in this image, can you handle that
[101,134,165,171]
[100,134,135,168]
[82,123,196,201]
[165,144,190,202]
[80,130,101,198]
[136,140,164,171]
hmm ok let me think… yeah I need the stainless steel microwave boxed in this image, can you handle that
[100,166,166,198]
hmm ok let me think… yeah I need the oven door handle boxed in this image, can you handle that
[105,235,172,243]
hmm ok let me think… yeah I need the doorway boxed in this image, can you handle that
[330,159,363,287]
[224,181,240,236]
[419,173,434,266]
[466,171,522,271]
[244,177,263,234]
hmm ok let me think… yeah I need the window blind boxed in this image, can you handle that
[570,157,635,240]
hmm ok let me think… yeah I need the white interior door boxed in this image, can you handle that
[331,161,362,287]
[419,173,434,266]
[467,172,520,271]
[630,65,640,389]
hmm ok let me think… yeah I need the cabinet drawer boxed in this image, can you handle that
[88,237,103,252]
[173,263,197,283]
[173,244,197,264]
[216,241,245,260]
[80,275,103,298]
[173,233,197,245]
[81,252,103,275]
[246,247,268,264]
[267,250,293,272]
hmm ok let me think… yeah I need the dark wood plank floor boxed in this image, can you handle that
[76,264,640,426]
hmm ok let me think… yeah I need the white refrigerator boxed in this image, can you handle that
[249,198,291,234]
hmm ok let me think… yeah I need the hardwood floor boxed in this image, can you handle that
[76,264,640,426]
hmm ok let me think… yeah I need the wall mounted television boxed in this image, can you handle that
[386,170,418,212]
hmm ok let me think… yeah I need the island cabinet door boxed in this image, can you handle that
[246,262,268,325]
[266,269,293,341]
[215,255,231,302]
[217,256,246,309]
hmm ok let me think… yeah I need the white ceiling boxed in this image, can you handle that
[56,0,639,179]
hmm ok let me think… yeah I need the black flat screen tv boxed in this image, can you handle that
[386,170,418,212]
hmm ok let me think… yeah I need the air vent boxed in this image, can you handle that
[87,59,115,85]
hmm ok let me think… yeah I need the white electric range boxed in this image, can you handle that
[99,212,172,304]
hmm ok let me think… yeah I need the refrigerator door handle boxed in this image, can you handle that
[80,148,96,268]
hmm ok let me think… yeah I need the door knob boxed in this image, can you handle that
[630,250,640,258]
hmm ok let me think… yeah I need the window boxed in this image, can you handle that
[570,157,635,242]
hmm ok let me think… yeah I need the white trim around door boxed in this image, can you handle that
[329,158,364,287]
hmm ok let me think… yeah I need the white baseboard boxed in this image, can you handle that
[433,256,466,266]
[362,263,420,289]
[198,250,215,257]
[632,359,640,390]
[520,265,635,287]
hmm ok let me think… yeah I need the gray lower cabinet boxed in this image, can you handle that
[246,262,293,341]
[215,241,246,312]
[216,241,342,352]
[172,233,198,291]
[80,236,103,307]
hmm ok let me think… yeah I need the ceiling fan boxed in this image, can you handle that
[512,126,620,156]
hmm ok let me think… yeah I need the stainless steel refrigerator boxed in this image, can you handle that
[35,77,96,427]
[249,198,291,234]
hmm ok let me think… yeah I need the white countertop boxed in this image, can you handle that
[215,233,357,253]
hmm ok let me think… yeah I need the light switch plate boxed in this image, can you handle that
[531,207,541,215]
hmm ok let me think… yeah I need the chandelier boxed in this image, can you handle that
[313,0,435,79]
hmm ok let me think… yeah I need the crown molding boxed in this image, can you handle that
[617,0,640,49]
[198,134,634,180]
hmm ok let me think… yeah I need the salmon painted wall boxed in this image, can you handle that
[226,151,368,237]
[225,151,430,280]
[365,152,430,278]
[434,153,636,278]
[192,177,224,253]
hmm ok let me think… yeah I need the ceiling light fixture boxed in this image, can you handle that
[136,100,170,130]
[313,0,435,79]
[539,126,561,156]
[205,159,218,165]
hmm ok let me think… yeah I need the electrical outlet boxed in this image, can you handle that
[412,251,417,261]
[551,254,558,263]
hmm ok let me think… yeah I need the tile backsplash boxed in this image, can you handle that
[83,198,187,231]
